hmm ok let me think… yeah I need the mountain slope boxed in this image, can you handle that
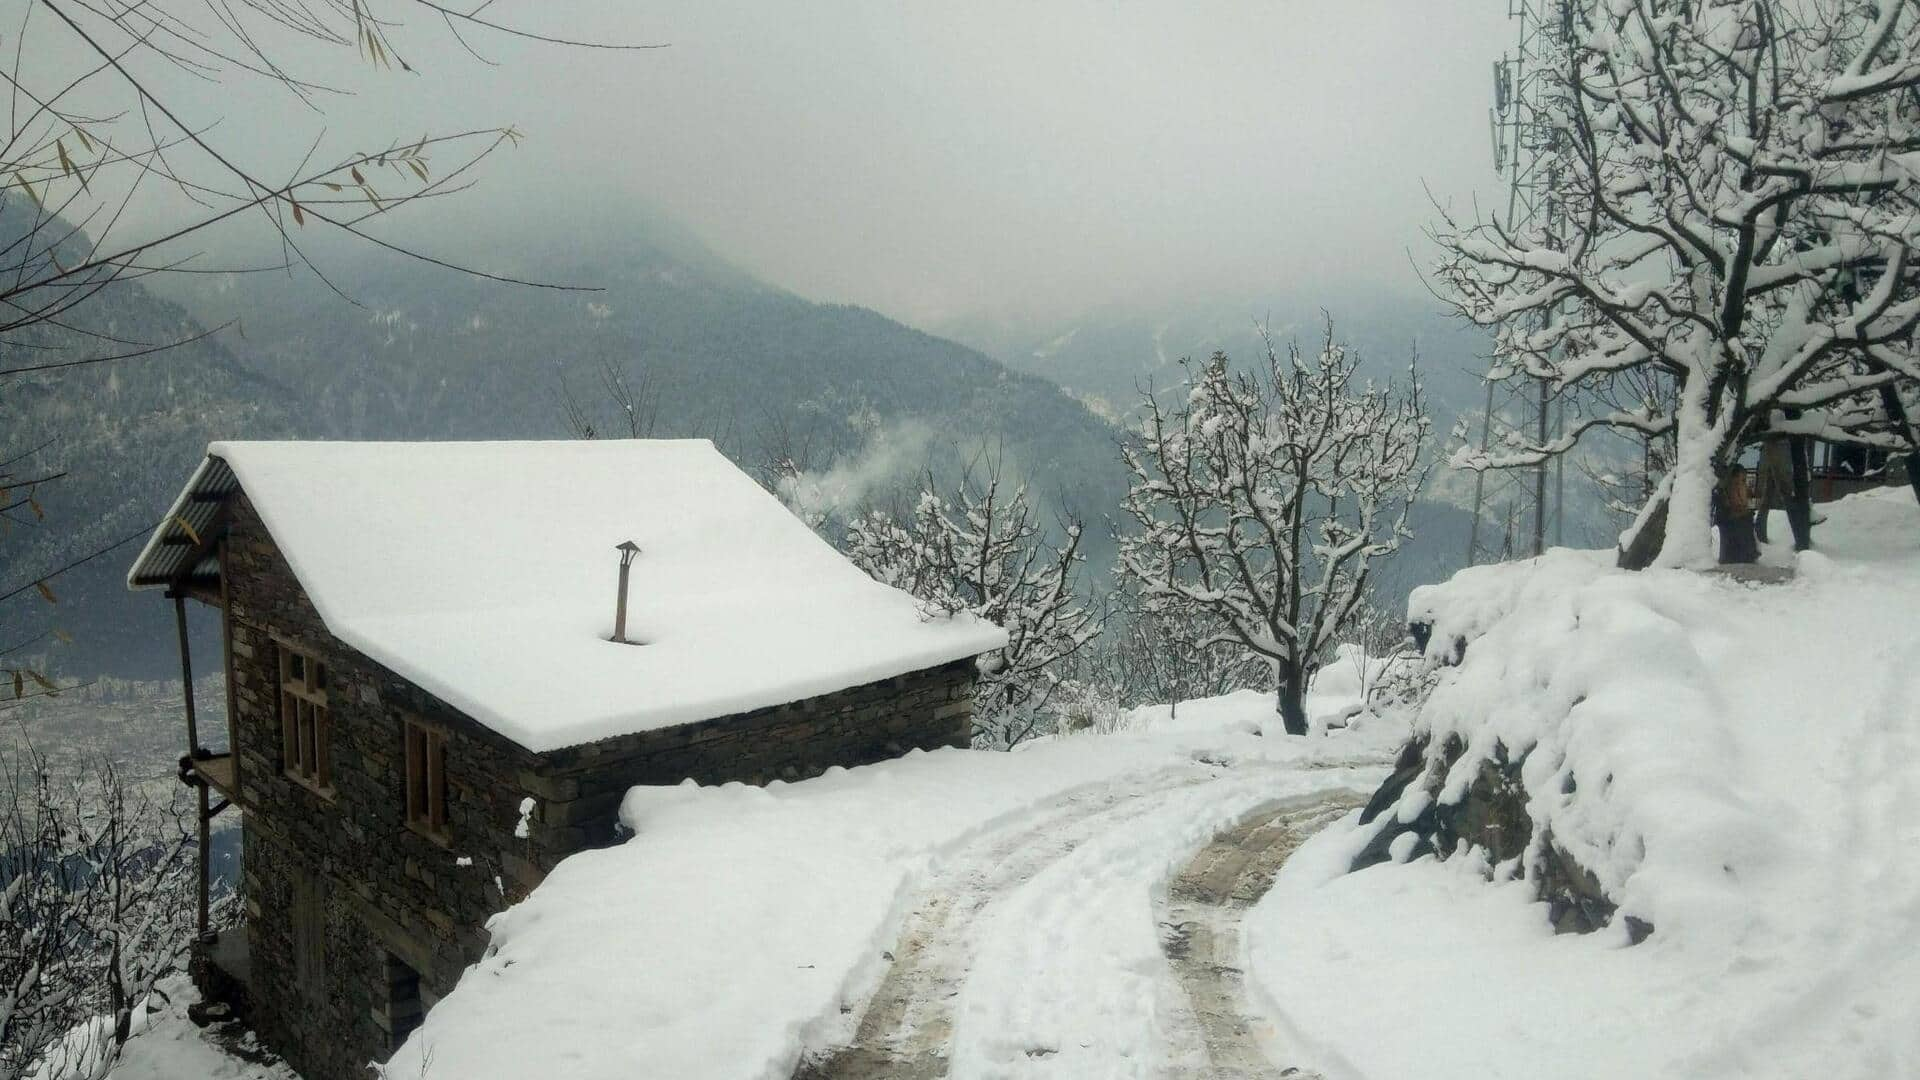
[1,206,297,677]
[166,216,1126,512]
[13,210,1129,676]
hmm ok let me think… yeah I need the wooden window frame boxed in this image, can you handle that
[276,638,333,798]
[403,716,450,844]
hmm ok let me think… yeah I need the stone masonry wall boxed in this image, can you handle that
[521,659,976,853]
[214,487,980,1080]
[223,491,553,1080]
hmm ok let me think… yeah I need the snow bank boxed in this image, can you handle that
[34,976,294,1080]
[1122,655,1408,738]
[382,694,1403,1080]
[136,441,1004,751]
[1247,488,1920,1079]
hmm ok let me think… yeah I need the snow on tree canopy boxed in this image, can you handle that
[127,440,1007,751]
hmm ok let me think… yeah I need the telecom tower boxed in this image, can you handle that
[1465,0,1570,565]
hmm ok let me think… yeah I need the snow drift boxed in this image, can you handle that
[1253,488,1920,1079]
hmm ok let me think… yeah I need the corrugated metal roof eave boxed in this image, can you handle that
[126,453,239,590]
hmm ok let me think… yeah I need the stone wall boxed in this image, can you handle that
[522,659,976,853]
[223,491,553,1080]
[211,488,980,1080]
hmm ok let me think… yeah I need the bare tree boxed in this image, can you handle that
[1116,321,1430,736]
[561,359,665,441]
[1,743,209,1080]
[759,412,874,532]
[845,455,1099,748]
[1432,0,1920,569]
[1099,588,1270,718]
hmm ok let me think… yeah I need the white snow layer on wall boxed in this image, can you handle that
[1248,487,1920,1080]
[191,440,1006,751]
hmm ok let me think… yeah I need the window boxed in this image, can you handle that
[404,717,449,842]
[278,641,331,795]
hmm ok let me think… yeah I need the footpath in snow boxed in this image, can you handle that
[31,975,296,1080]
[378,689,1403,1080]
[1246,488,1920,1080]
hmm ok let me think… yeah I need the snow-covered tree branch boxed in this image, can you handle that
[846,455,1099,748]
[1432,0,1920,568]
[0,747,205,1080]
[1115,320,1430,735]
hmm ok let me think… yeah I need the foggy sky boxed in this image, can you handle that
[69,1,1516,328]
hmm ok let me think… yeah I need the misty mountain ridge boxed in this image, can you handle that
[8,199,1516,679]
[933,296,1494,424]
[9,205,1128,676]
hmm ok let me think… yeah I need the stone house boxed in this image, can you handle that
[126,439,1004,1080]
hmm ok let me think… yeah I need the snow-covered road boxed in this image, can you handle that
[795,763,1370,1080]
[379,691,1402,1080]
[1157,795,1361,1080]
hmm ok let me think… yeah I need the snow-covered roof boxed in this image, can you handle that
[128,440,1006,752]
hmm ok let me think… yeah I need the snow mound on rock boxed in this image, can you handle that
[1250,487,1920,1079]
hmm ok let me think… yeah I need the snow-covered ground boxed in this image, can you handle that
[1248,488,1920,1080]
[102,492,1920,1080]
[380,684,1404,1080]
[34,976,294,1080]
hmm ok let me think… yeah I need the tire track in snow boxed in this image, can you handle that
[1155,795,1363,1080]
[792,766,1223,1080]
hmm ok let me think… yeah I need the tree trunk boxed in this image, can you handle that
[1649,374,1731,569]
[1618,491,1669,570]
[1660,445,1720,567]
[1275,673,1308,736]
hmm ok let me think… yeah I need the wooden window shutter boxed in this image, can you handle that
[403,718,450,842]
[405,724,426,825]
[427,731,447,834]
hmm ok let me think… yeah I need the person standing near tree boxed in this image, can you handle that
[1755,411,1814,551]
[1716,464,1761,564]
[1755,425,1792,546]
[1786,430,1816,551]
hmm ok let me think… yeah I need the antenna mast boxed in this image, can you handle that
[1465,0,1571,565]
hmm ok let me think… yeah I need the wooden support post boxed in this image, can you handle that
[219,539,241,798]
[197,781,212,942]
[174,593,199,755]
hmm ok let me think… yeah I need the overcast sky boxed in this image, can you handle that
[65,1,1517,328]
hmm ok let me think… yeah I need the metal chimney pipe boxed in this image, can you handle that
[613,540,640,643]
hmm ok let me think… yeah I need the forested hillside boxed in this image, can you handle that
[1,206,297,677]
[7,209,1128,676]
[168,222,1125,512]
